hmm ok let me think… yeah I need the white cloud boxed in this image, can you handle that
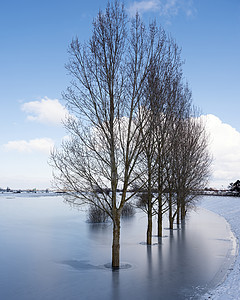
[21,97,69,125]
[128,1,159,15]
[200,114,240,188]
[3,138,54,154]
[128,0,196,18]
[161,0,178,16]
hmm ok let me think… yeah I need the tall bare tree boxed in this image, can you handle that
[51,0,211,266]
[51,1,163,268]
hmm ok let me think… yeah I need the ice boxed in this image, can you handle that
[0,194,237,299]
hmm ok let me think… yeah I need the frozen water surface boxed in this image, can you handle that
[0,194,236,300]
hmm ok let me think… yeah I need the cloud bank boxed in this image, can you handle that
[21,97,69,126]
[201,114,240,188]
[4,138,54,154]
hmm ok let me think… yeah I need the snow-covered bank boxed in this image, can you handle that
[199,196,240,299]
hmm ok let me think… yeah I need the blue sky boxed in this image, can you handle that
[0,0,240,189]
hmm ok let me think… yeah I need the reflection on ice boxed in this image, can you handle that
[0,194,236,300]
[60,260,132,271]
[61,260,104,270]
[104,263,132,270]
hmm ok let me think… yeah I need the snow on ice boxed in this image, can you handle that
[199,196,240,299]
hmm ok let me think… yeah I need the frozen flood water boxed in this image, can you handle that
[0,194,236,300]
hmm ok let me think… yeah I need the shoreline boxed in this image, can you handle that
[199,196,240,299]
[204,209,238,292]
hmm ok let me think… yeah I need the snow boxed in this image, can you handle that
[199,196,240,299]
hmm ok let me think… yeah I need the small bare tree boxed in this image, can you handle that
[134,34,193,241]
[151,38,187,236]
[165,90,212,228]
[136,108,157,245]
[172,110,212,222]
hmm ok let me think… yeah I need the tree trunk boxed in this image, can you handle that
[147,208,152,245]
[158,194,163,237]
[176,200,180,225]
[146,189,153,244]
[181,200,186,221]
[168,194,173,229]
[157,156,163,237]
[146,159,153,245]
[169,215,173,229]
[112,216,120,269]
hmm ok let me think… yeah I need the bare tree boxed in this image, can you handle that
[136,108,157,245]
[152,38,187,235]
[165,89,212,228]
[134,34,192,241]
[51,1,211,266]
[51,1,162,268]
[173,110,212,222]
